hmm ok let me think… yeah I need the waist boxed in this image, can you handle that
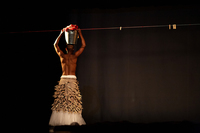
[61,75,77,79]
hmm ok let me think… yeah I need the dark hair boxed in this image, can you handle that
[67,45,74,49]
[66,45,74,54]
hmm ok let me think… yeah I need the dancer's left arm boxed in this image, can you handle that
[75,29,86,57]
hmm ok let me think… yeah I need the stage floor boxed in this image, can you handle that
[50,121,200,133]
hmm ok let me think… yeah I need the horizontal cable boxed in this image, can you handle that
[1,23,200,34]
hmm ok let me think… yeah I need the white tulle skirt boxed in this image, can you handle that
[49,75,86,126]
[49,111,86,126]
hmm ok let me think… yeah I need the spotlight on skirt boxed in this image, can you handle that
[49,75,86,126]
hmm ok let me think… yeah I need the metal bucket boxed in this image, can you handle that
[64,30,79,45]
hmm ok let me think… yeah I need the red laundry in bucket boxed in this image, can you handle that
[65,24,78,31]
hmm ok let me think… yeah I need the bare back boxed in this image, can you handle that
[59,54,78,75]
[54,29,86,75]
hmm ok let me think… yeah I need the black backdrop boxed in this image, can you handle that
[74,7,200,124]
[2,4,200,130]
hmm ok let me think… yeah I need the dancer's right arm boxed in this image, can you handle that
[54,29,65,56]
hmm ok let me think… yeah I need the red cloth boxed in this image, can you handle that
[65,24,78,31]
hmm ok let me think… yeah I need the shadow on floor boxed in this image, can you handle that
[53,121,200,133]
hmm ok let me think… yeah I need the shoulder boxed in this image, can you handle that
[75,47,85,57]
[71,54,78,59]
[58,53,66,58]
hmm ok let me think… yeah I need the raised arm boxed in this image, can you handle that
[54,29,65,56]
[75,29,86,57]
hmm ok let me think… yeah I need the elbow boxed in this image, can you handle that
[54,42,58,47]
[53,44,56,48]
[83,42,86,47]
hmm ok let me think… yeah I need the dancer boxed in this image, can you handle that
[49,27,86,132]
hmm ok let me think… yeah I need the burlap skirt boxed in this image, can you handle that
[49,75,86,126]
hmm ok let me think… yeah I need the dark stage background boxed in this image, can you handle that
[1,4,200,131]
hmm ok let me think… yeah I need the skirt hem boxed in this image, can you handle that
[49,110,86,126]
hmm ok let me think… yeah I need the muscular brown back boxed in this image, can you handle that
[59,54,78,75]
[54,29,86,75]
